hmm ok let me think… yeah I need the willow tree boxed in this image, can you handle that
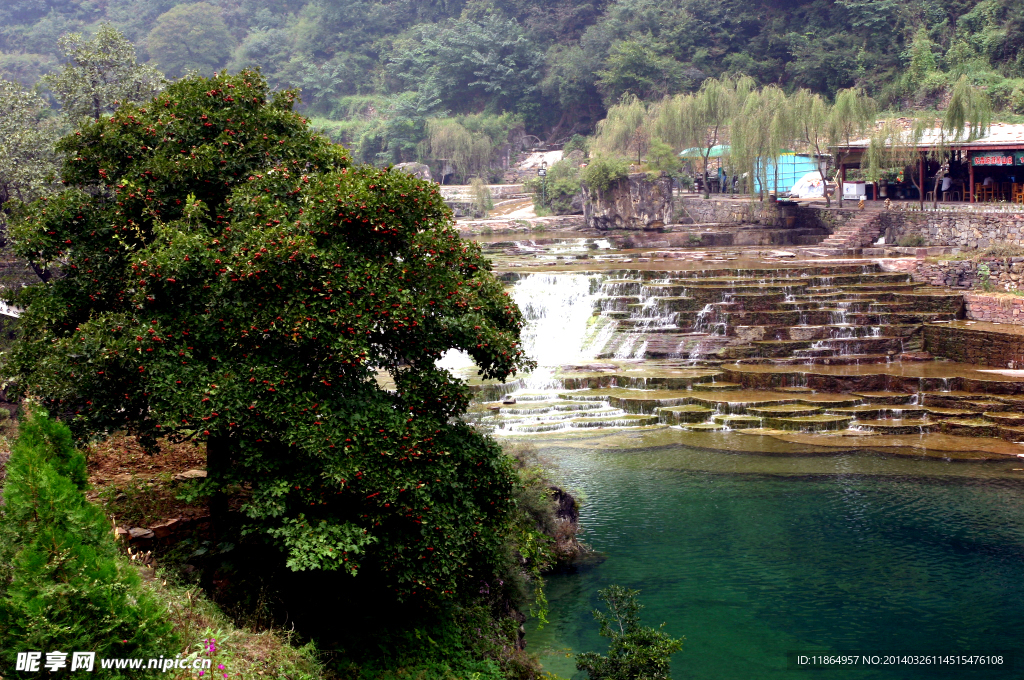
[791,89,832,206]
[828,88,876,207]
[864,78,989,211]
[654,75,753,198]
[0,81,62,247]
[424,118,493,183]
[730,84,793,200]
[592,93,650,165]
[926,76,991,208]
[864,117,930,208]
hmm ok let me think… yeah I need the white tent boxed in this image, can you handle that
[788,171,826,198]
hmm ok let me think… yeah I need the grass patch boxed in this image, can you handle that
[152,576,327,680]
[897,234,928,247]
[971,243,1024,260]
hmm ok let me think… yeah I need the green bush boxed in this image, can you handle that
[0,408,176,676]
[562,134,589,156]
[575,586,683,680]
[581,156,630,196]
[897,234,927,247]
[527,159,583,215]
[1010,87,1024,114]
[470,176,494,217]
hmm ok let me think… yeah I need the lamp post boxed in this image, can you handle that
[538,160,548,207]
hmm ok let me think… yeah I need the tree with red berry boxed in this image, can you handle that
[5,69,535,601]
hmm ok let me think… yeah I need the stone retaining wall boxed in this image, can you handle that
[924,322,1024,368]
[676,197,754,224]
[889,257,1024,292]
[878,210,1024,249]
[676,197,861,233]
[964,292,1024,324]
[886,258,1024,326]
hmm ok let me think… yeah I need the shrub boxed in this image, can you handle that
[581,156,630,196]
[897,234,927,247]
[0,408,176,675]
[527,158,583,215]
[575,586,683,680]
[562,134,589,156]
[470,176,494,217]
[1010,87,1024,114]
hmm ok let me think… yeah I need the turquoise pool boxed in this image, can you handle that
[526,440,1024,679]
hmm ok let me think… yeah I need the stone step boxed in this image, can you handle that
[828,405,929,419]
[777,353,897,366]
[758,324,922,342]
[923,406,986,419]
[853,419,933,434]
[687,391,799,411]
[690,382,744,391]
[795,394,865,407]
[712,414,764,429]
[658,404,716,424]
[595,296,641,312]
[746,404,824,417]
[983,412,1024,427]
[761,414,854,431]
[569,414,660,428]
[937,419,1003,438]
[679,422,727,432]
[850,391,918,404]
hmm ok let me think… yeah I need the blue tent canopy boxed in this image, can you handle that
[680,144,823,193]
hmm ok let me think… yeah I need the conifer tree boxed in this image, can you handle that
[0,408,176,675]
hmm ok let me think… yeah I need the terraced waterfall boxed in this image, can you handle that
[458,235,1024,679]
[464,243,1024,451]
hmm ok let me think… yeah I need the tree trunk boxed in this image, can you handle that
[919,156,925,211]
[206,433,233,539]
[837,155,847,208]
[702,155,710,199]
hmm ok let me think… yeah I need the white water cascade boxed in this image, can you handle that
[437,273,609,386]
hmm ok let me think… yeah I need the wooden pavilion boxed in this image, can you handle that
[832,123,1024,204]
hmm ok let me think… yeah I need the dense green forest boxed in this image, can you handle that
[2,0,1023,171]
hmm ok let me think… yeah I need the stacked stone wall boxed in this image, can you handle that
[890,257,1024,292]
[676,197,860,232]
[877,210,1024,249]
[924,323,1024,368]
[964,293,1024,324]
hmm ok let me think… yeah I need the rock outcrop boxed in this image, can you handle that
[583,172,673,230]
[391,162,432,182]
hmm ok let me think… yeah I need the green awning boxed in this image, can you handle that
[679,144,729,158]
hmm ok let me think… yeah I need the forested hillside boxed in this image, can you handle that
[2,0,1023,169]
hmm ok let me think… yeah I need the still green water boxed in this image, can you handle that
[526,437,1024,679]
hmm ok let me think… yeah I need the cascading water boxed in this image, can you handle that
[830,301,850,326]
[438,272,608,386]
[694,304,716,333]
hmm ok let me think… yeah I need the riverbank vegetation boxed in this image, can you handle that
[0,65,597,678]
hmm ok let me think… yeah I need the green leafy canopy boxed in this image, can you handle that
[575,585,684,680]
[7,69,535,601]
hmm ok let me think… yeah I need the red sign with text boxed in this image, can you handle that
[972,154,1017,166]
